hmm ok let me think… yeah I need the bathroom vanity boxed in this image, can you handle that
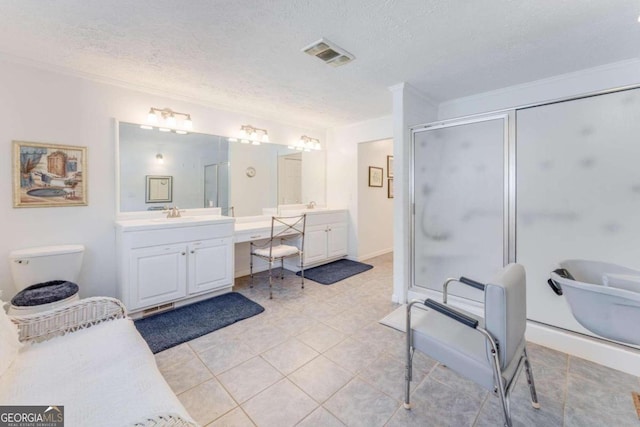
[115,214,234,317]
[234,208,348,274]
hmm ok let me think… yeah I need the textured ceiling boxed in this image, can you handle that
[0,0,639,128]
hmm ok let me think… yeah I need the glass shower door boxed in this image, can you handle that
[412,116,509,301]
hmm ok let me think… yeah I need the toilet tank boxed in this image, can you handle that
[9,245,85,291]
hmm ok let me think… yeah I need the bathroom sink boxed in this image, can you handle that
[149,216,199,222]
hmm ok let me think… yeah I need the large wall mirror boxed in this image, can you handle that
[117,122,326,216]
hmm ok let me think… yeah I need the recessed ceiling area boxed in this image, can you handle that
[0,0,638,128]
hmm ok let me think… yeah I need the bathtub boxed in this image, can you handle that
[550,259,640,346]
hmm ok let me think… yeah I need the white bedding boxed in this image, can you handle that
[0,318,195,427]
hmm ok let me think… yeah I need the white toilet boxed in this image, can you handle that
[8,245,84,315]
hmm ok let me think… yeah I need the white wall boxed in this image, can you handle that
[357,139,394,260]
[439,58,640,119]
[326,115,393,260]
[0,57,324,300]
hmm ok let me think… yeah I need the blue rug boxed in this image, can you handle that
[296,259,373,285]
[134,292,264,353]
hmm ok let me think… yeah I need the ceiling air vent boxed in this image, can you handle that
[302,38,355,67]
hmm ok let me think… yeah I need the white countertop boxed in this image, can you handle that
[116,214,234,232]
[116,208,346,235]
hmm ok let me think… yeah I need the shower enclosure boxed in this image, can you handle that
[411,86,640,341]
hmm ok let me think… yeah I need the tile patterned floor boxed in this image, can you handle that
[156,254,640,426]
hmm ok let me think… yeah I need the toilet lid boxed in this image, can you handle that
[11,280,79,307]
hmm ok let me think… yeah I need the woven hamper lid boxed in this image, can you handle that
[11,280,79,307]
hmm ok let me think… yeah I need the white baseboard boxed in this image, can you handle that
[526,321,640,377]
[407,287,640,377]
[357,248,393,262]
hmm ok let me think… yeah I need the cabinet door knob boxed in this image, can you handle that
[190,250,195,254]
[181,252,186,256]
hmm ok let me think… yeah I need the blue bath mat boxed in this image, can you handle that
[296,259,373,285]
[134,292,264,353]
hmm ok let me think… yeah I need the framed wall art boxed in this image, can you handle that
[13,141,87,208]
[387,155,394,178]
[146,175,173,203]
[368,166,383,187]
[388,178,394,198]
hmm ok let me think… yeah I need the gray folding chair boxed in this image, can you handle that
[250,214,306,299]
[405,263,539,427]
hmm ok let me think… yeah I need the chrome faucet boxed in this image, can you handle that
[164,206,182,218]
[307,201,316,209]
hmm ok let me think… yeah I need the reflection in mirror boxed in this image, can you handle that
[118,122,326,216]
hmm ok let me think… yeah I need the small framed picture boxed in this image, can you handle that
[387,155,394,178]
[388,179,394,198]
[368,166,383,187]
[13,140,88,208]
[146,175,173,203]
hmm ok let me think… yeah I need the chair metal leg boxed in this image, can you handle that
[249,251,254,289]
[490,349,513,427]
[523,347,541,409]
[404,303,414,409]
[268,261,273,299]
[300,253,304,289]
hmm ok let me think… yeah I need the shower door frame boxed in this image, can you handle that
[409,112,516,299]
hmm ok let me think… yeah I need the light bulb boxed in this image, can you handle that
[251,131,258,140]
[147,109,158,124]
[159,128,171,132]
[140,125,153,130]
[240,139,250,144]
[239,128,247,138]
[156,153,164,164]
[262,133,269,143]
[166,114,177,127]
[252,140,261,145]
[228,138,238,143]
[288,145,295,149]
[183,116,193,130]
[175,130,188,135]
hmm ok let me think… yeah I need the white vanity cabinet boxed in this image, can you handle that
[116,217,234,315]
[300,210,348,266]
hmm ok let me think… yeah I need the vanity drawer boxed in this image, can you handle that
[127,223,234,248]
[235,229,271,243]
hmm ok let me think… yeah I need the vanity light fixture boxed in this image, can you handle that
[143,107,193,134]
[238,125,269,145]
[290,135,321,152]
